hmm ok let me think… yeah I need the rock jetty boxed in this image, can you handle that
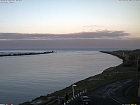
[0,51,54,57]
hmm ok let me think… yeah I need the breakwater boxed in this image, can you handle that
[0,51,54,57]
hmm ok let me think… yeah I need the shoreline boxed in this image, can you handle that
[100,51,125,62]
[21,49,140,105]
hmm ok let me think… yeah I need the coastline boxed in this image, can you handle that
[100,51,125,62]
[21,49,140,105]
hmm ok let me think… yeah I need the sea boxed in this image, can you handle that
[0,49,122,105]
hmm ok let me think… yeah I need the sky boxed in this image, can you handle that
[0,0,140,50]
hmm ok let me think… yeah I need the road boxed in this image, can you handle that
[69,79,139,105]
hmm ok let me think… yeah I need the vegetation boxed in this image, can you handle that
[21,49,140,105]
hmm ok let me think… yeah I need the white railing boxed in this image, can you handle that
[62,89,87,105]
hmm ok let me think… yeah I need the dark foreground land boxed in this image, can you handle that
[21,49,140,105]
[69,78,139,105]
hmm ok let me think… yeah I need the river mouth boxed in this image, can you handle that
[0,50,122,105]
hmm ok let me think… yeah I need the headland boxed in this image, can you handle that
[21,49,140,105]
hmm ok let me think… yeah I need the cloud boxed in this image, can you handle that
[0,38,140,50]
[1,30,139,50]
[83,25,101,27]
[0,30,130,41]
[0,33,54,40]
[71,30,129,39]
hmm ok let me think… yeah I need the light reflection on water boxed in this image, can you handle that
[0,50,122,104]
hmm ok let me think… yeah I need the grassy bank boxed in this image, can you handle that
[21,49,140,105]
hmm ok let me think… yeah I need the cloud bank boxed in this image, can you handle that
[0,30,139,50]
[0,30,129,41]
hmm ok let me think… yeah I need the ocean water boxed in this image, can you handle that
[0,50,122,105]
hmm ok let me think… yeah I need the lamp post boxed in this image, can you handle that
[138,80,140,97]
[137,58,138,68]
[72,84,77,97]
[137,56,140,97]
[137,56,140,71]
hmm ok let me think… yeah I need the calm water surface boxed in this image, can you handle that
[0,50,122,105]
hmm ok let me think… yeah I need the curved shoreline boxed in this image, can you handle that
[100,51,125,62]
[21,50,140,105]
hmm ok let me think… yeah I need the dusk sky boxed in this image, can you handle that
[0,0,140,49]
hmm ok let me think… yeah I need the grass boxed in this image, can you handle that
[21,49,140,105]
[21,67,140,105]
